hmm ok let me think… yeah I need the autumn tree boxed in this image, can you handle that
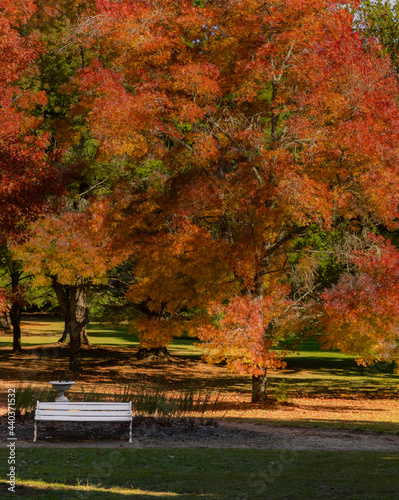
[0,0,67,350]
[323,0,399,369]
[0,0,61,236]
[70,0,399,401]
[320,235,399,367]
[356,0,399,72]
[12,0,136,351]
[13,207,124,372]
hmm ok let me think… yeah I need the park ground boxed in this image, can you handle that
[0,315,398,499]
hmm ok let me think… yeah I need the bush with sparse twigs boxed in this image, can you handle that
[14,383,221,421]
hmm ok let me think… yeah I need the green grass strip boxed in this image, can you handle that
[0,448,398,499]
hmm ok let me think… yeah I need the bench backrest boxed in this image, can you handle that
[35,401,132,421]
[37,402,131,411]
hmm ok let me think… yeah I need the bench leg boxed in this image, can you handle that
[129,420,132,443]
[34,421,37,443]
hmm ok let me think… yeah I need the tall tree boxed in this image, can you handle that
[73,0,399,400]
[0,0,66,350]
[16,0,131,350]
[13,208,125,372]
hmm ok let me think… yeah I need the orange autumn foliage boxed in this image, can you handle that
[0,0,65,314]
[0,0,62,239]
[198,276,296,376]
[125,223,236,348]
[13,208,125,287]
[72,1,399,380]
[320,236,399,367]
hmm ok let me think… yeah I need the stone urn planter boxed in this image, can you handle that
[49,381,75,402]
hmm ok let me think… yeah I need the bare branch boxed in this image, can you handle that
[281,283,321,317]
[210,121,246,155]
[252,166,264,187]
[58,14,110,52]
[154,127,193,152]
[272,42,295,84]
[79,177,110,199]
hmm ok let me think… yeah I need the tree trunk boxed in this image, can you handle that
[74,289,90,346]
[81,327,90,344]
[52,278,89,374]
[10,303,22,352]
[0,312,11,330]
[58,318,70,343]
[58,316,90,345]
[250,271,268,403]
[252,371,268,403]
[67,285,88,373]
[69,318,82,373]
[10,268,22,353]
[80,310,90,345]
[135,346,170,361]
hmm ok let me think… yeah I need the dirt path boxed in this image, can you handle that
[2,418,399,451]
[220,422,399,451]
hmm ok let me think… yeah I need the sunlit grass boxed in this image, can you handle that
[269,338,399,399]
[0,316,203,356]
[4,479,181,498]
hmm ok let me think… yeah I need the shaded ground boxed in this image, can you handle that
[0,415,265,447]
[0,342,248,393]
[1,328,398,451]
[1,343,399,427]
[1,416,398,451]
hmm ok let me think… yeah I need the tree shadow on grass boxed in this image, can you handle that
[285,355,361,373]
[1,344,398,401]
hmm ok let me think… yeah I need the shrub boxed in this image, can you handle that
[14,384,58,419]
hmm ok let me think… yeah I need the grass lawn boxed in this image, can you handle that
[0,316,202,356]
[281,338,399,399]
[1,448,399,499]
[0,317,139,348]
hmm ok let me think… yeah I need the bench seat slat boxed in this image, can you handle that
[36,415,132,421]
[36,411,131,417]
[37,403,131,410]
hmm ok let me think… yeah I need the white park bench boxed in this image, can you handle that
[34,401,133,442]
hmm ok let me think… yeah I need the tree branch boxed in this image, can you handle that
[79,177,110,198]
[155,127,193,152]
[210,121,246,155]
